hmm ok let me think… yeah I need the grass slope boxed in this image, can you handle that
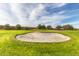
[0,30,79,56]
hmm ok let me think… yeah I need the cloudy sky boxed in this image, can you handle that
[0,3,79,28]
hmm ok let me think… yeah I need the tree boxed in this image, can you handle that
[4,24,11,30]
[63,24,74,30]
[37,24,42,29]
[47,25,52,29]
[55,25,62,30]
[41,25,46,29]
[16,24,21,30]
[37,24,46,29]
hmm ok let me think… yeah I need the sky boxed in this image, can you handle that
[0,3,79,28]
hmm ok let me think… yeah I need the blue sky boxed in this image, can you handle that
[0,3,79,28]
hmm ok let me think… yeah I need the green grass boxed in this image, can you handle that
[0,30,79,56]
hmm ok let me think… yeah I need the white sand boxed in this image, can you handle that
[16,32,70,42]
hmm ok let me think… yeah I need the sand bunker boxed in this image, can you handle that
[16,32,70,42]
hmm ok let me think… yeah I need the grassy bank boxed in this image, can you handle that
[0,30,79,56]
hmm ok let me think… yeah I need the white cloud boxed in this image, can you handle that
[49,3,66,9]
[56,3,66,7]
[9,3,44,26]
[57,11,66,14]
[29,4,45,20]
[38,14,70,25]
[9,3,30,25]
[8,3,71,27]
[0,3,16,25]
[27,3,68,27]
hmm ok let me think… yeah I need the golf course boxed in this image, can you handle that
[0,30,79,56]
[0,3,79,56]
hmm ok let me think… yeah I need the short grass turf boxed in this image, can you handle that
[0,30,79,56]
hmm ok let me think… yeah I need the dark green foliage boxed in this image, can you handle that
[41,25,46,29]
[37,24,42,29]
[37,24,46,29]
[56,25,62,30]
[47,25,53,30]
[15,24,21,30]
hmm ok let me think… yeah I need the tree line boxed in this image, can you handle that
[0,24,75,30]
[37,24,74,30]
[0,24,35,30]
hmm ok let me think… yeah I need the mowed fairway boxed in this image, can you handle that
[0,30,79,56]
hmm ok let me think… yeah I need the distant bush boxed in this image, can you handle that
[55,25,62,30]
[4,24,11,30]
[47,25,53,30]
